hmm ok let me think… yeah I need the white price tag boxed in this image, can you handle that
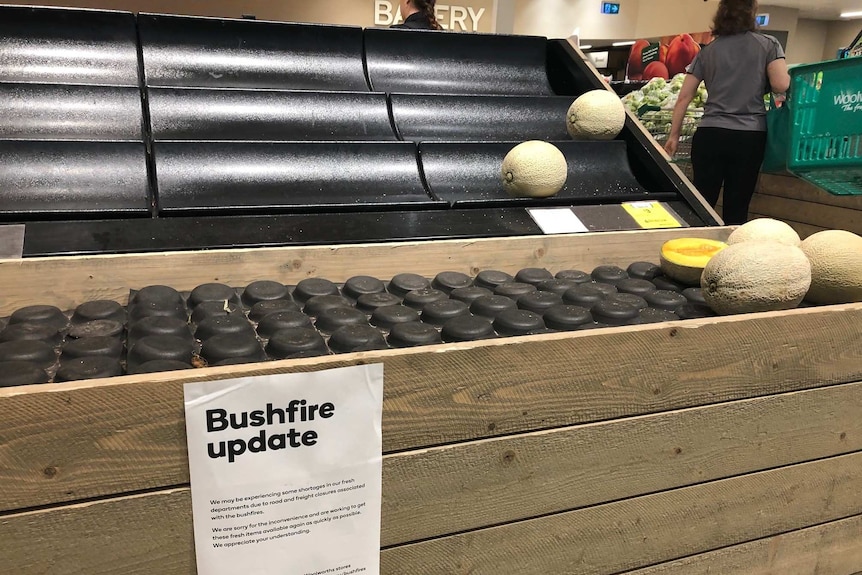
[527,208,589,234]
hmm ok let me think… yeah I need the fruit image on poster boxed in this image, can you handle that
[627,32,713,81]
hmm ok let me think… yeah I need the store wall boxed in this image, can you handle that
[512,0,639,40]
[822,19,861,60]
[757,5,799,37]
[786,19,827,65]
[633,0,717,39]
[0,0,497,31]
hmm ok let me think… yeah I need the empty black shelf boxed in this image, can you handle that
[420,140,658,207]
[392,93,573,141]
[0,5,139,87]
[365,28,553,95]
[148,88,396,141]
[0,83,144,141]
[0,141,150,218]
[139,13,369,91]
[154,141,438,213]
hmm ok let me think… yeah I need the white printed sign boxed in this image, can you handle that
[184,364,384,575]
[373,0,487,32]
[527,208,589,234]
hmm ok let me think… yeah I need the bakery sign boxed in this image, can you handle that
[373,0,494,32]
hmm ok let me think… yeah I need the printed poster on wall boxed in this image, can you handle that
[184,364,384,575]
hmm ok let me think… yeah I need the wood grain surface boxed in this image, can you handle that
[623,513,862,575]
[758,174,862,211]
[0,228,731,316]
[748,194,861,234]
[2,452,861,575]
[380,452,862,575]
[2,304,861,512]
[380,381,862,545]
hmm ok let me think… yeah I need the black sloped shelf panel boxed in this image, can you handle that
[0,5,139,87]
[0,83,144,142]
[0,141,150,218]
[365,28,553,95]
[154,142,441,213]
[138,13,369,91]
[420,140,668,207]
[392,94,573,142]
[148,88,396,142]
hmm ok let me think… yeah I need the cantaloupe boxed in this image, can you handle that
[800,230,862,304]
[566,89,626,141]
[727,218,801,247]
[501,141,567,198]
[659,238,728,286]
[701,242,811,315]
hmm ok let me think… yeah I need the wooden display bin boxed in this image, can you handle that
[1,228,861,574]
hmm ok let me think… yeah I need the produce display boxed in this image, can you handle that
[1,221,860,388]
[501,141,568,198]
[621,74,709,138]
[659,219,862,314]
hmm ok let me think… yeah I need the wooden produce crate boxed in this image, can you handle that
[1,228,862,575]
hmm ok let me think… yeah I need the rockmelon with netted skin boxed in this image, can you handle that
[660,238,728,286]
[501,141,568,198]
[727,218,801,247]
[801,230,862,305]
[701,242,811,315]
[566,90,626,141]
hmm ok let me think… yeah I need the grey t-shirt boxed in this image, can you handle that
[687,32,785,131]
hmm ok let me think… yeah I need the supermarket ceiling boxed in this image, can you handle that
[765,0,862,19]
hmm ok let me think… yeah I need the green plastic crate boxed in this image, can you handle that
[788,57,862,195]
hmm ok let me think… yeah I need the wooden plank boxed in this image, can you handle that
[748,194,862,234]
[622,514,862,575]
[0,228,731,316]
[758,173,862,211]
[381,381,862,545]
[2,304,861,512]
[0,489,194,575]
[3,453,861,575]
[380,452,862,575]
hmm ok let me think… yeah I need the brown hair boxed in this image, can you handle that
[412,0,443,30]
[712,0,757,36]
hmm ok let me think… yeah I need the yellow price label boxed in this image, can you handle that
[622,201,682,229]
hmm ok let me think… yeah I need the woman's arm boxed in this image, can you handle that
[767,58,791,94]
[663,74,700,156]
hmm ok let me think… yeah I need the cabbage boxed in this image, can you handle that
[621,73,708,140]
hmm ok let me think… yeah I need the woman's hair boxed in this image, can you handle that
[712,0,758,35]
[412,0,443,30]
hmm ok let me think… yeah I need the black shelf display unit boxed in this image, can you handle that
[0,5,718,257]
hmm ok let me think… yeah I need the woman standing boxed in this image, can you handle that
[391,0,443,30]
[664,0,790,224]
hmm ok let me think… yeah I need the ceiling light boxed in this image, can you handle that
[840,10,862,18]
[580,44,593,49]
[613,41,636,46]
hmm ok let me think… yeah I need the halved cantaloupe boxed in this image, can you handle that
[660,238,728,286]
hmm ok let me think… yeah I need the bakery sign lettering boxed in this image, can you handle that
[373,0,487,31]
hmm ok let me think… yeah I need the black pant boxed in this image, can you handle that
[691,127,767,225]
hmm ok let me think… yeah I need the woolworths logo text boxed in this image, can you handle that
[834,91,862,112]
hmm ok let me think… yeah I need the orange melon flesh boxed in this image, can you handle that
[660,238,728,285]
